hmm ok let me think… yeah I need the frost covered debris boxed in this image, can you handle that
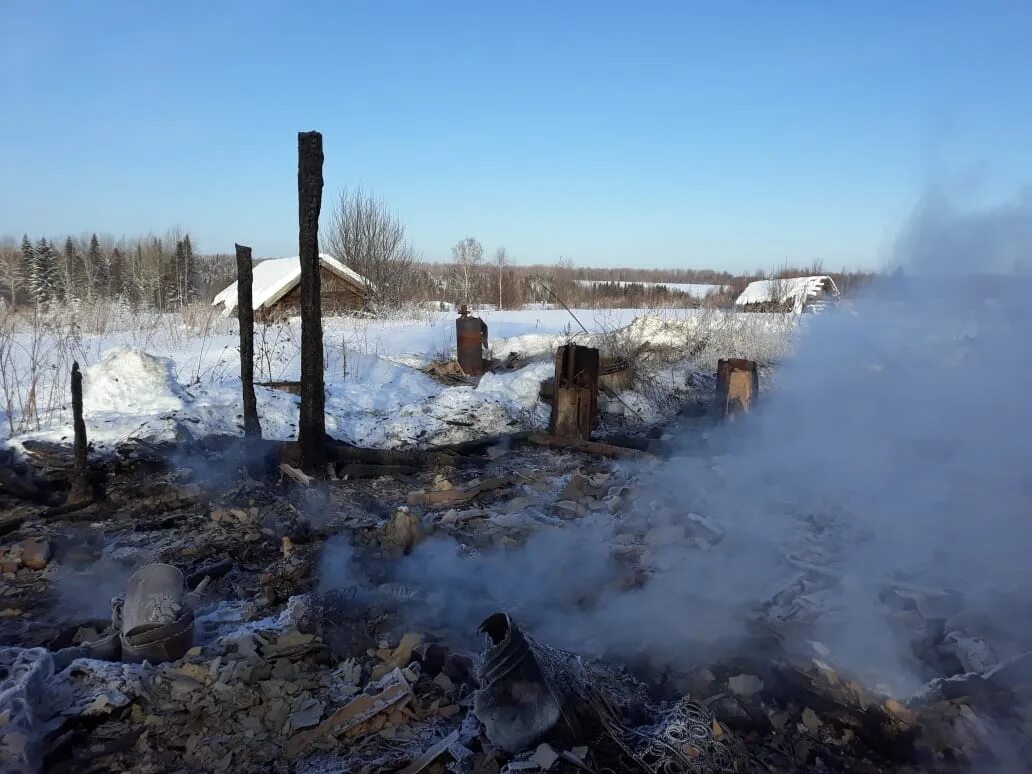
[1,422,1030,773]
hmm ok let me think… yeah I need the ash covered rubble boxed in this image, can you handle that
[0,416,1030,772]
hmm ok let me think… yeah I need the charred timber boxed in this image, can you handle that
[526,432,647,459]
[336,464,420,480]
[297,130,326,467]
[235,243,262,439]
[0,467,42,502]
[67,362,94,504]
[549,345,599,440]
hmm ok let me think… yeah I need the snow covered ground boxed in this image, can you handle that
[0,306,795,450]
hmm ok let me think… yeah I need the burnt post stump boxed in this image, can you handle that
[67,362,94,504]
[716,358,759,419]
[549,344,600,440]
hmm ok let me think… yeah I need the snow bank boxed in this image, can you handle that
[335,354,440,413]
[83,349,188,415]
[4,307,797,449]
[475,362,554,407]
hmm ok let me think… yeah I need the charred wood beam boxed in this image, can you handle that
[324,442,444,467]
[67,362,94,505]
[283,432,542,473]
[42,499,98,519]
[336,464,420,480]
[526,432,648,459]
[0,467,42,502]
[593,433,673,457]
[185,558,234,589]
[407,475,517,507]
[235,243,262,439]
[282,439,464,470]
[0,513,26,537]
[297,130,326,468]
[280,463,314,488]
[428,431,532,457]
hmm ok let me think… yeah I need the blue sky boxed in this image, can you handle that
[1,1,1030,271]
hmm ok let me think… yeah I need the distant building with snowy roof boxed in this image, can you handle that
[213,254,371,320]
[735,275,840,314]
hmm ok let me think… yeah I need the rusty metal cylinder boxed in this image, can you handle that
[120,563,194,663]
[474,613,562,753]
[456,307,486,376]
[715,358,758,419]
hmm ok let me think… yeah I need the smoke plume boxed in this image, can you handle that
[319,188,1032,696]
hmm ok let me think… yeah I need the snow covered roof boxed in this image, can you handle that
[213,253,370,315]
[735,275,839,313]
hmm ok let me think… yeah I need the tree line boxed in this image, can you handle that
[0,230,235,310]
[1,189,878,313]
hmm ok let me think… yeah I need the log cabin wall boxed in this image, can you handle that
[258,266,365,321]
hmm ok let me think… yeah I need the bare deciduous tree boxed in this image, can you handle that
[325,187,422,310]
[550,255,576,304]
[494,247,509,309]
[451,237,483,306]
[0,241,21,306]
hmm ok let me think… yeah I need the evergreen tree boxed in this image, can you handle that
[88,233,106,297]
[63,236,82,300]
[183,234,196,302]
[32,238,57,303]
[20,235,35,304]
[109,247,125,300]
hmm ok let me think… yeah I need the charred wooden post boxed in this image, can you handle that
[297,131,326,467]
[456,304,487,376]
[68,361,93,504]
[715,358,759,418]
[548,344,599,440]
[235,243,262,439]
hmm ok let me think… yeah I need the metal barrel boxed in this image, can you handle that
[456,314,485,376]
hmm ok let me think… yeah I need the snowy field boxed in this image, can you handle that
[0,305,795,449]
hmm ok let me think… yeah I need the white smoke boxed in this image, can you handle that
[318,188,1032,696]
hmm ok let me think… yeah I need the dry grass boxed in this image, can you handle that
[0,300,232,437]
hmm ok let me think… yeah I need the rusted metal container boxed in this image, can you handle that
[456,305,487,376]
[549,345,600,439]
[120,563,194,663]
[473,613,562,753]
[715,358,759,418]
